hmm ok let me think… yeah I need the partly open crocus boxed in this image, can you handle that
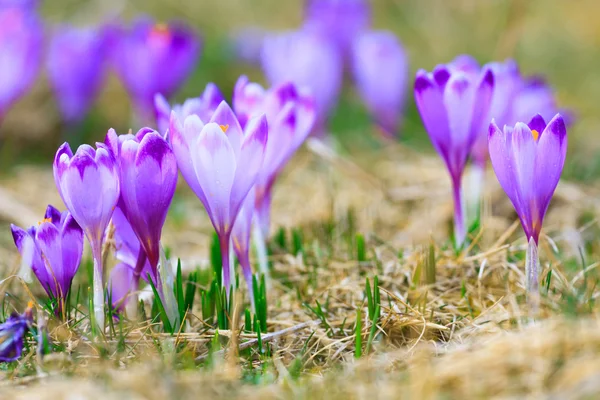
[0,5,42,121]
[47,25,108,125]
[261,30,342,134]
[0,304,33,362]
[154,82,224,134]
[110,18,201,124]
[233,76,315,274]
[488,114,567,293]
[11,205,83,314]
[54,142,120,329]
[414,57,494,247]
[105,128,178,323]
[351,31,408,138]
[303,0,370,57]
[169,101,267,293]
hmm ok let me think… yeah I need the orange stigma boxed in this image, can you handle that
[219,124,230,133]
[38,218,52,225]
[531,129,540,141]
[27,300,34,309]
[149,23,171,42]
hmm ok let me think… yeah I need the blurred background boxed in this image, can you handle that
[2,0,597,181]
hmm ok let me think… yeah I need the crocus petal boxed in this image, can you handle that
[59,213,83,296]
[527,114,547,134]
[34,221,63,297]
[11,224,47,292]
[209,101,244,159]
[44,204,62,224]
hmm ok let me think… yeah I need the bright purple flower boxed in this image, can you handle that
[0,5,42,119]
[261,30,343,133]
[0,306,33,362]
[232,187,256,303]
[169,101,268,291]
[154,82,224,135]
[47,25,108,124]
[53,141,119,328]
[105,128,177,282]
[233,76,316,237]
[488,114,567,245]
[414,56,494,246]
[11,205,83,307]
[110,18,201,122]
[303,0,370,56]
[351,30,408,138]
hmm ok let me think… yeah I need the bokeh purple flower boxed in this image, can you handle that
[47,25,108,125]
[11,205,83,312]
[53,141,120,328]
[110,18,201,123]
[414,56,494,246]
[154,82,224,135]
[169,101,268,292]
[0,305,33,362]
[351,30,408,138]
[261,30,343,134]
[108,263,136,312]
[0,5,42,120]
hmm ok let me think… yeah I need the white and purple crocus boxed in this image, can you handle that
[110,18,201,124]
[11,205,83,315]
[53,142,120,329]
[414,56,494,247]
[489,114,567,293]
[169,101,268,294]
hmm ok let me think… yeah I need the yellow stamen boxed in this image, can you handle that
[149,23,171,41]
[531,129,539,141]
[38,218,52,225]
[27,300,34,309]
[219,124,229,133]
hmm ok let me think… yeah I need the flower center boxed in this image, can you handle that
[531,129,540,141]
[148,23,171,44]
[219,124,229,133]
[38,218,52,225]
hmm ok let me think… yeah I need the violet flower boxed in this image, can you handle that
[154,82,224,135]
[351,30,408,138]
[261,30,343,134]
[11,205,83,313]
[233,76,315,274]
[54,142,120,329]
[169,101,268,293]
[0,305,33,362]
[488,114,567,293]
[511,77,560,125]
[47,25,108,125]
[303,0,370,57]
[0,5,42,120]
[108,263,136,312]
[414,56,494,247]
[110,18,201,124]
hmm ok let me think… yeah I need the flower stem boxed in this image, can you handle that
[452,177,466,249]
[238,251,255,312]
[159,245,179,329]
[252,222,270,279]
[466,163,485,229]
[91,245,105,332]
[220,234,233,295]
[526,237,540,293]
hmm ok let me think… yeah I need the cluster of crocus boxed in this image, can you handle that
[110,18,202,124]
[257,0,408,137]
[0,303,33,362]
[488,114,567,293]
[0,3,42,121]
[11,206,83,315]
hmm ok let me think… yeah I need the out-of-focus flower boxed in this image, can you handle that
[229,27,268,66]
[261,30,343,133]
[233,76,315,238]
[47,25,108,124]
[111,205,151,280]
[110,18,201,123]
[231,187,256,304]
[108,263,136,312]
[351,31,408,138]
[0,304,33,362]
[510,77,560,126]
[303,0,370,56]
[105,128,177,283]
[53,142,120,328]
[169,101,268,292]
[10,205,83,311]
[488,114,567,245]
[414,56,494,246]
[0,5,42,119]
[154,82,223,135]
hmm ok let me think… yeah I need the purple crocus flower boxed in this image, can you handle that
[154,82,224,135]
[351,30,408,138]
[108,263,136,312]
[510,77,559,125]
[47,25,108,125]
[0,5,42,120]
[0,305,33,362]
[169,101,268,292]
[110,18,201,123]
[261,30,343,134]
[414,56,494,247]
[11,205,83,312]
[489,114,567,292]
[53,142,120,328]
[231,187,256,305]
[303,0,370,56]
